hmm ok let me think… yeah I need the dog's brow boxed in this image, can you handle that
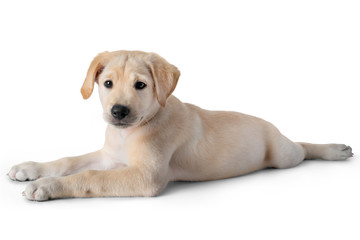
[134,73,149,81]
[103,70,118,80]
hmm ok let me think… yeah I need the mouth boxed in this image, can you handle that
[103,112,145,128]
[112,122,132,128]
[107,118,134,128]
[103,114,137,128]
[110,117,146,128]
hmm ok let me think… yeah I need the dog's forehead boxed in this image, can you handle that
[105,54,150,77]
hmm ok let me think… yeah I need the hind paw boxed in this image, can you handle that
[324,144,353,160]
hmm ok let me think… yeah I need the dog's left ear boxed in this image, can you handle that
[146,53,180,107]
[81,51,111,99]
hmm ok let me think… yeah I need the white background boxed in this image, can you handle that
[0,0,359,239]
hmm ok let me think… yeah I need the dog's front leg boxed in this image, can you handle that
[8,150,119,181]
[22,167,167,201]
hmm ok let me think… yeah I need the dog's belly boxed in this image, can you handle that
[169,163,267,182]
[168,132,268,182]
[169,152,268,182]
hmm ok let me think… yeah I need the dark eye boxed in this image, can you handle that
[134,81,147,90]
[104,80,113,88]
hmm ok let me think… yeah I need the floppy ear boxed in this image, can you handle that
[146,53,180,107]
[81,51,111,99]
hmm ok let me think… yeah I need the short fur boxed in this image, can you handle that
[8,50,353,201]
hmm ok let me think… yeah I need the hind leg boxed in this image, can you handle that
[268,136,306,169]
[269,137,353,169]
[298,143,353,160]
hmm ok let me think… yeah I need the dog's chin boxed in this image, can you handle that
[105,117,138,129]
[107,120,135,128]
[111,122,131,128]
[103,114,145,129]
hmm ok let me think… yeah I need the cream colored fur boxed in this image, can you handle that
[8,50,353,201]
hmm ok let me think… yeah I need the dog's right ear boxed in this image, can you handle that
[81,51,111,99]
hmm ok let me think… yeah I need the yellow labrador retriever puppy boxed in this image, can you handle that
[8,50,353,201]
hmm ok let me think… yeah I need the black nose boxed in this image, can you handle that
[111,105,130,120]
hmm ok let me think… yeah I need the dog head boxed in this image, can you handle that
[81,50,180,128]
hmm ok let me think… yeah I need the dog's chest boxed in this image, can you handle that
[103,125,137,166]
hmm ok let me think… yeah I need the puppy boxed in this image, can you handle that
[8,50,353,201]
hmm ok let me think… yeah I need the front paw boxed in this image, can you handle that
[23,177,63,201]
[8,161,43,181]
